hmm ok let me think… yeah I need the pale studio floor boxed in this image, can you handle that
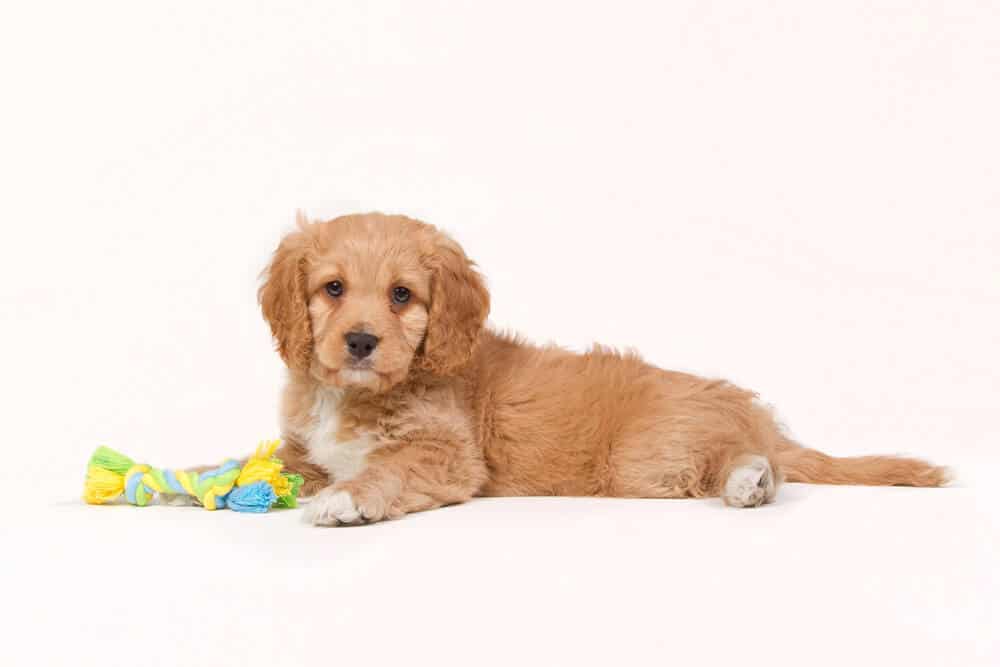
[6,461,998,667]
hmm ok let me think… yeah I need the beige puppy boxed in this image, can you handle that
[259,212,948,526]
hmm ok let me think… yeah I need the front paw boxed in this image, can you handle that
[302,486,387,526]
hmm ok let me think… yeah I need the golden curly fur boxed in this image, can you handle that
[259,212,949,525]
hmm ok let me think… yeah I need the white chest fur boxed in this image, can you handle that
[303,387,377,483]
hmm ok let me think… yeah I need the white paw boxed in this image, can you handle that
[302,489,363,526]
[723,456,776,508]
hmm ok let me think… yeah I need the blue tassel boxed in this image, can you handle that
[227,481,277,513]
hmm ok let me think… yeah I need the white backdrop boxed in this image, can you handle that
[2,2,998,666]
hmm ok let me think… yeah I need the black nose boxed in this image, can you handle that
[345,332,379,359]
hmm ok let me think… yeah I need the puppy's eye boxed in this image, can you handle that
[325,281,344,298]
[392,286,411,304]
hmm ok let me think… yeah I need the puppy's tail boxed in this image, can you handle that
[775,438,951,487]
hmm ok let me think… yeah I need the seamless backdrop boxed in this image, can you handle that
[2,2,998,666]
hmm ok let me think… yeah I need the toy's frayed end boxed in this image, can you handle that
[83,465,125,504]
[227,480,278,513]
[238,439,297,502]
[89,446,135,475]
[83,446,135,504]
[253,439,282,461]
[274,473,304,508]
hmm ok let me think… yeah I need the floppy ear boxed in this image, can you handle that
[258,227,313,371]
[417,233,490,375]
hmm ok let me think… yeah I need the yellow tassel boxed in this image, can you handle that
[270,474,292,498]
[255,439,281,460]
[83,465,125,504]
[237,439,284,487]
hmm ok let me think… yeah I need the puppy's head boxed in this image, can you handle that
[259,212,489,392]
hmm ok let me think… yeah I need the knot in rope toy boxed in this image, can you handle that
[83,440,302,513]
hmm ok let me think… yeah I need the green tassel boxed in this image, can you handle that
[274,472,304,508]
[89,446,136,474]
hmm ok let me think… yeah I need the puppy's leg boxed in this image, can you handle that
[613,438,780,508]
[608,381,783,507]
[303,436,487,527]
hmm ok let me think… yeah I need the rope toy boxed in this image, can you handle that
[83,439,303,513]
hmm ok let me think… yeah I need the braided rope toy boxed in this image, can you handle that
[83,439,303,513]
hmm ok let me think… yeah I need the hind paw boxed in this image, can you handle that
[723,455,776,508]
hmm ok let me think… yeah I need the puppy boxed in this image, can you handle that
[259,212,948,526]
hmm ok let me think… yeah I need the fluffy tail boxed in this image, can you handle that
[776,438,951,487]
